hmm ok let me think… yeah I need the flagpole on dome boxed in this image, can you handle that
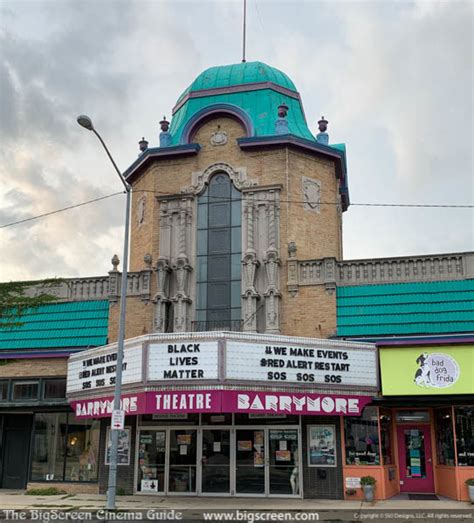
[242,0,247,63]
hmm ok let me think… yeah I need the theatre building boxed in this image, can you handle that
[64,60,383,498]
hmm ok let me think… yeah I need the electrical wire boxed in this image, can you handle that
[133,189,474,208]
[0,191,124,229]
[0,189,472,230]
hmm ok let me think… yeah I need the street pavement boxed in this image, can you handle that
[0,491,472,522]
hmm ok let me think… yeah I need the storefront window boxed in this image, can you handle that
[31,413,68,481]
[64,418,100,481]
[12,380,39,401]
[379,409,393,465]
[344,406,380,465]
[434,408,455,466]
[0,380,8,401]
[455,407,474,467]
[31,413,99,482]
[43,379,66,400]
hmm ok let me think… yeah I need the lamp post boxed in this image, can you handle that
[77,115,130,510]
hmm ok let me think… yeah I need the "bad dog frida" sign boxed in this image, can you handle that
[380,345,473,396]
[414,352,460,388]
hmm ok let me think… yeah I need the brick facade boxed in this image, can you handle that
[0,358,67,378]
[109,116,342,342]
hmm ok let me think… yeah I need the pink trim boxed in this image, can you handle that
[70,390,373,419]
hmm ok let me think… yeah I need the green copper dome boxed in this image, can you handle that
[169,61,315,144]
[185,61,297,95]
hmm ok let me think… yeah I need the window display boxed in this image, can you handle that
[434,408,455,466]
[344,406,380,465]
[31,413,99,482]
[455,407,474,466]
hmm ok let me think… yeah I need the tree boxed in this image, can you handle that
[0,279,61,328]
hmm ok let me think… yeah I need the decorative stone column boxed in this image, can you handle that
[172,200,193,332]
[263,195,281,334]
[287,241,299,297]
[264,248,281,334]
[153,256,171,333]
[242,193,259,332]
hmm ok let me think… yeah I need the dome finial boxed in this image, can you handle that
[138,137,148,154]
[275,103,289,135]
[316,116,329,145]
[159,116,172,147]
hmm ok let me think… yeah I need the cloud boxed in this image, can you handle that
[0,0,472,283]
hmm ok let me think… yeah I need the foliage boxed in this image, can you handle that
[360,476,377,486]
[0,279,61,328]
[26,487,67,496]
[466,478,474,486]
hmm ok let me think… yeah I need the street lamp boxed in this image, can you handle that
[77,115,131,510]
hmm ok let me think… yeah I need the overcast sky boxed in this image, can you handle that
[0,0,473,282]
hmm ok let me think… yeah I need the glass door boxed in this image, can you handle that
[137,430,166,494]
[201,429,231,494]
[168,429,197,493]
[235,429,265,494]
[268,429,299,495]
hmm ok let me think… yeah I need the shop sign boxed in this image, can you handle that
[380,346,474,395]
[222,391,373,416]
[67,345,143,394]
[71,390,373,418]
[148,342,219,380]
[226,341,377,388]
[71,393,146,418]
[151,390,222,413]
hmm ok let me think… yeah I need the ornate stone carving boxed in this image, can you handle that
[172,293,192,333]
[144,253,152,268]
[210,127,228,146]
[302,176,321,213]
[181,162,257,195]
[137,195,146,225]
[263,248,281,334]
[157,196,194,333]
[153,257,172,333]
[264,290,281,334]
[323,257,336,295]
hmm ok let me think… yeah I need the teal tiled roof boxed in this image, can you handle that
[0,300,109,350]
[337,280,474,337]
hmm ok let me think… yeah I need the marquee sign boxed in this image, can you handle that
[148,341,219,380]
[71,390,373,419]
[226,342,377,388]
[67,345,143,394]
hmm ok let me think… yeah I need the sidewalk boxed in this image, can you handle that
[0,491,471,510]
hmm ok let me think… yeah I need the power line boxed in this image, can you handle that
[0,189,472,230]
[134,189,474,208]
[0,191,124,229]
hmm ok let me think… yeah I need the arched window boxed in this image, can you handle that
[195,174,241,330]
